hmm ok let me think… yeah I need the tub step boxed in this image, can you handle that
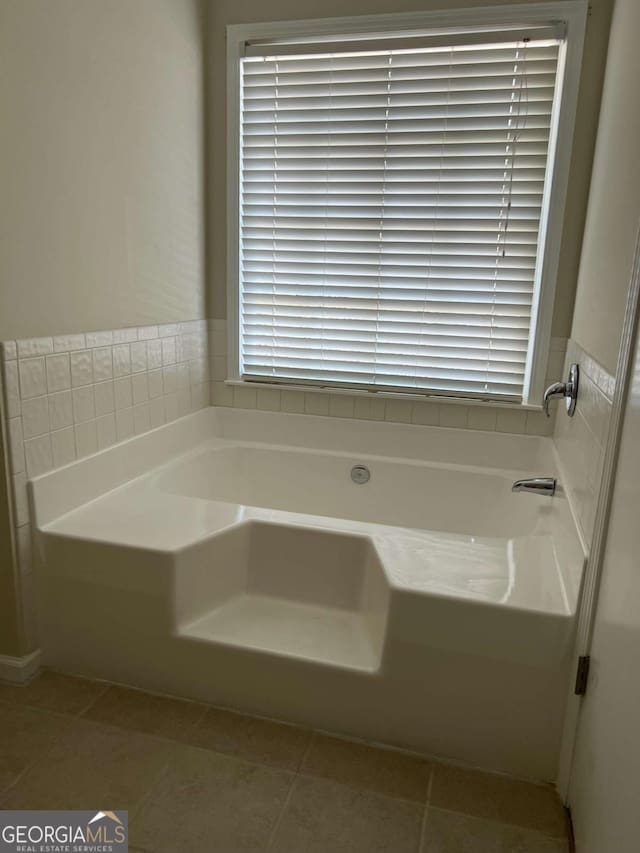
[180,593,381,672]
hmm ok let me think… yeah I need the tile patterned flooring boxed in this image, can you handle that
[0,671,570,852]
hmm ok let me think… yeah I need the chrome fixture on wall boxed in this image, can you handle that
[543,363,579,417]
[512,477,557,497]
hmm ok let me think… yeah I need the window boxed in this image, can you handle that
[228,5,586,405]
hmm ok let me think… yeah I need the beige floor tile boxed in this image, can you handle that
[270,774,424,853]
[430,764,568,838]
[130,744,292,853]
[0,703,71,793]
[301,733,432,802]
[82,684,206,740]
[185,706,311,771]
[421,808,570,852]
[0,670,106,716]
[0,718,173,811]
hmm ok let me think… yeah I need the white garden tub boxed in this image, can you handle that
[31,406,585,780]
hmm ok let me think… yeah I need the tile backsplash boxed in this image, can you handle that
[1,319,210,650]
[211,319,568,438]
[553,338,615,550]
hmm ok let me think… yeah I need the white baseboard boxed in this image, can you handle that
[0,649,42,683]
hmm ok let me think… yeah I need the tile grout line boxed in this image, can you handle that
[417,764,435,852]
[264,729,315,852]
[74,681,111,717]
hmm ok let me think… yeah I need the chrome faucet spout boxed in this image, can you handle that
[512,477,557,497]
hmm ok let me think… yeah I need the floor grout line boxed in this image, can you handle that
[417,764,435,852]
[264,769,299,852]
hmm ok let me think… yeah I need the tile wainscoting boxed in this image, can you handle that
[553,339,616,550]
[211,320,568,437]
[1,320,211,652]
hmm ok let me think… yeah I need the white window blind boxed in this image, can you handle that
[238,27,564,401]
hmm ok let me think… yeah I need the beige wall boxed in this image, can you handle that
[0,0,206,342]
[207,0,613,330]
[0,0,206,658]
[571,0,640,374]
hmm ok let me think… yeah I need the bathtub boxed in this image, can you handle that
[31,406,585,780]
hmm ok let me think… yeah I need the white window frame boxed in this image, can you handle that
[226,1,587,409]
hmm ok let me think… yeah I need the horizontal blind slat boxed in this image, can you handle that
[239,36,559,398]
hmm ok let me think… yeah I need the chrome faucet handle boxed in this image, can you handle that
[543,381,566,417]
[543,363,579,418]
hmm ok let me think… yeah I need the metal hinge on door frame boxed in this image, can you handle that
[574,655,591,696]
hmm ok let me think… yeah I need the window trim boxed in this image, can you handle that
[226,1,588,409]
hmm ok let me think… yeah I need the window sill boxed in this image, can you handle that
[223,379,544,413]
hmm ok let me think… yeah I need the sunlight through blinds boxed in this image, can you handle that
[239,29,563,400]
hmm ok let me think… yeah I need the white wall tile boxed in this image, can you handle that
[92,347,113,382]
[466,407,497,431]
[162,337,176,366]
[94,381,115,416]
[45,354,71,393]
[304,392,328,416]
[132,372,149,405]
[440,404,469,429]
[3,360,21,417]
[24,434,53,477]
[212,381,234,407]
[114,376,133,410]
[328,394,353,418]
[85,330,113,348]
[255,388,280,412]
[149,396,166,428]
[53,333,85,352]
[70,351,93,387]
[280,389,304,414]
[22,396,50,438]
[164,392,179,422]
[411,401,440,426]
[354,396,386,421]
[163,365,177,394]
[148,369,164,399]
[212,356,226,381]
[75,420,98,458]
[48,390,73,431]
[2,341,18,360]
[130,341,148,373]
[158,323,179,337]
[190,383,208,412]
[115,407,134,441]
[96,413,117,450]
[72,386,95,423]
[133,402,151,435]
[177,362,190,388]
[19,357,47,398]
[8,417,25,473]
[496,409,527,434]
[17,337,53,358]
[112,328,138,344]
[384,399,412,423]
[51,427,76,468]
[113,344,131,377]
[147,339,162,370]
[138,325,158,340]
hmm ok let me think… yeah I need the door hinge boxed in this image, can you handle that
[574,655,590,696]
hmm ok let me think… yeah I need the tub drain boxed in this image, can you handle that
[351,465,371,485]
